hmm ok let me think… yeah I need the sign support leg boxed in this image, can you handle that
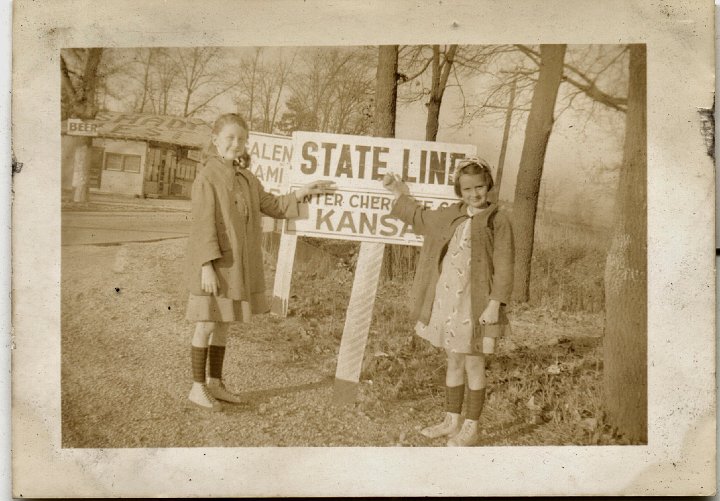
[333,241,385,405]
[271,231,298,317]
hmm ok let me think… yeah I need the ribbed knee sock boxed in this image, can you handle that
[208,345,226,379]
[466,388,487,420]
[191,346,208,383]
[445,384,465,414]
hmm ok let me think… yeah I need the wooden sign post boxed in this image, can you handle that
[333,241,385,403]
[277,131,477,405]
[270,230,297,317]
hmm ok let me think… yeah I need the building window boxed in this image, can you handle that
[176,159,197,181]
[105,153,142,173]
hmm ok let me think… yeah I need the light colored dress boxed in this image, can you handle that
[415,207,487,354]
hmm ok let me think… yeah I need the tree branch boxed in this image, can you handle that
[562,74,627,112]
[399,54,433,84]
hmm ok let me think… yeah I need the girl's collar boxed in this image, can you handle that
[204,146,246,176]
[466,203,492,217]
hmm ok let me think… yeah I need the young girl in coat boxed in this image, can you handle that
[186,113,334,411]
[383,158,514,446]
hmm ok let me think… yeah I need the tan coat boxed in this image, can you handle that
[186,152,298,313]
[390,195,514,338]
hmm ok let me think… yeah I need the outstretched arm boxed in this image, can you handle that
[295,180,337,201]
[383,173,435,235]
[259,180,337,219]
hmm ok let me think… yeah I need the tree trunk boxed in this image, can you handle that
[374,46,397,137]
[494,78,516,200]
[77,48,103,119]
[65,48,103,203]
[183,90,192,117]
[375,46,399,279]
[72,143,90,202]
[425,45,457,141]
[425,46,441,141]
[603,44,647,443]
[137,49,153,113]
[511,44,566,301]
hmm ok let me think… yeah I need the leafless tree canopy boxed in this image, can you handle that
[276,47,376,135]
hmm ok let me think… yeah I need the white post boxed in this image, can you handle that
[270,231,298,317]
[333,241,385,405]
[72,143,89,202]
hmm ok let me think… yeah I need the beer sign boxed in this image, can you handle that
[67,119,98,136]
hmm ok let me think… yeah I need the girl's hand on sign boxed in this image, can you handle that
[479,299,501,325]
[382,173,409,197]
[295,180,337,199]
[201,262,220,295]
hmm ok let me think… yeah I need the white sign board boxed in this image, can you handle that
[66,118,98,136]
[247,132,292,231]
[248,132,291,195]
[286,131,477,245]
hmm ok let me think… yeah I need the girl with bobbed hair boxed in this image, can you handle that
[383,157,514,446]
[185,113,335,411]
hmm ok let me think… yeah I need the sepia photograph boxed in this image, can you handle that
[12,0,715,497]
[60,43,646,449]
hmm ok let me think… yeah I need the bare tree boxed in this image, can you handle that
[61,48,104,120]
[424,45,458,140]
[461,45,629,131]
[170,47,240,118]
[603,44,647,442]
[152,49,179,115]
[234,48,263,126]
[121,48,177,115]
[61,48,104,203]
[119,48,183,115]
[456,45,628,300]
[278,47,375,135]
[376,45,402,300]
[257,52,296,133]
[511,44,567,302]
[130,48,154,113]
[234,49,298,133]
[375,46,398,136]
[397,45,499,141]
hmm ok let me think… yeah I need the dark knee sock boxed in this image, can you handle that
[466,388,487,420]
[445,384,465,414]
[208,345,226,379]
[191,346,208,383]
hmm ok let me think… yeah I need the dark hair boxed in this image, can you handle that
[453,158,494,197]
[211,113,249,135]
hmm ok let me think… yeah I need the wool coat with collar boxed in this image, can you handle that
[390,194,514,338]
[186,151,299,313]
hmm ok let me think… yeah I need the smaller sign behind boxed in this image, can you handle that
[247,132,293,232]
[248,132,291,195]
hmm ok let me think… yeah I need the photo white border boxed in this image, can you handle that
[11,0,716,496]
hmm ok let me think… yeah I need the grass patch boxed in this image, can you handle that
[258,222,639,445]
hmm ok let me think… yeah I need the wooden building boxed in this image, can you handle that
[61,111,211,198]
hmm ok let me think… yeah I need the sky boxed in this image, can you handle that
[395,49,627,224]
[100,45,628,226]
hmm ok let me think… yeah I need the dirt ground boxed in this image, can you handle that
[61,235,607,448]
